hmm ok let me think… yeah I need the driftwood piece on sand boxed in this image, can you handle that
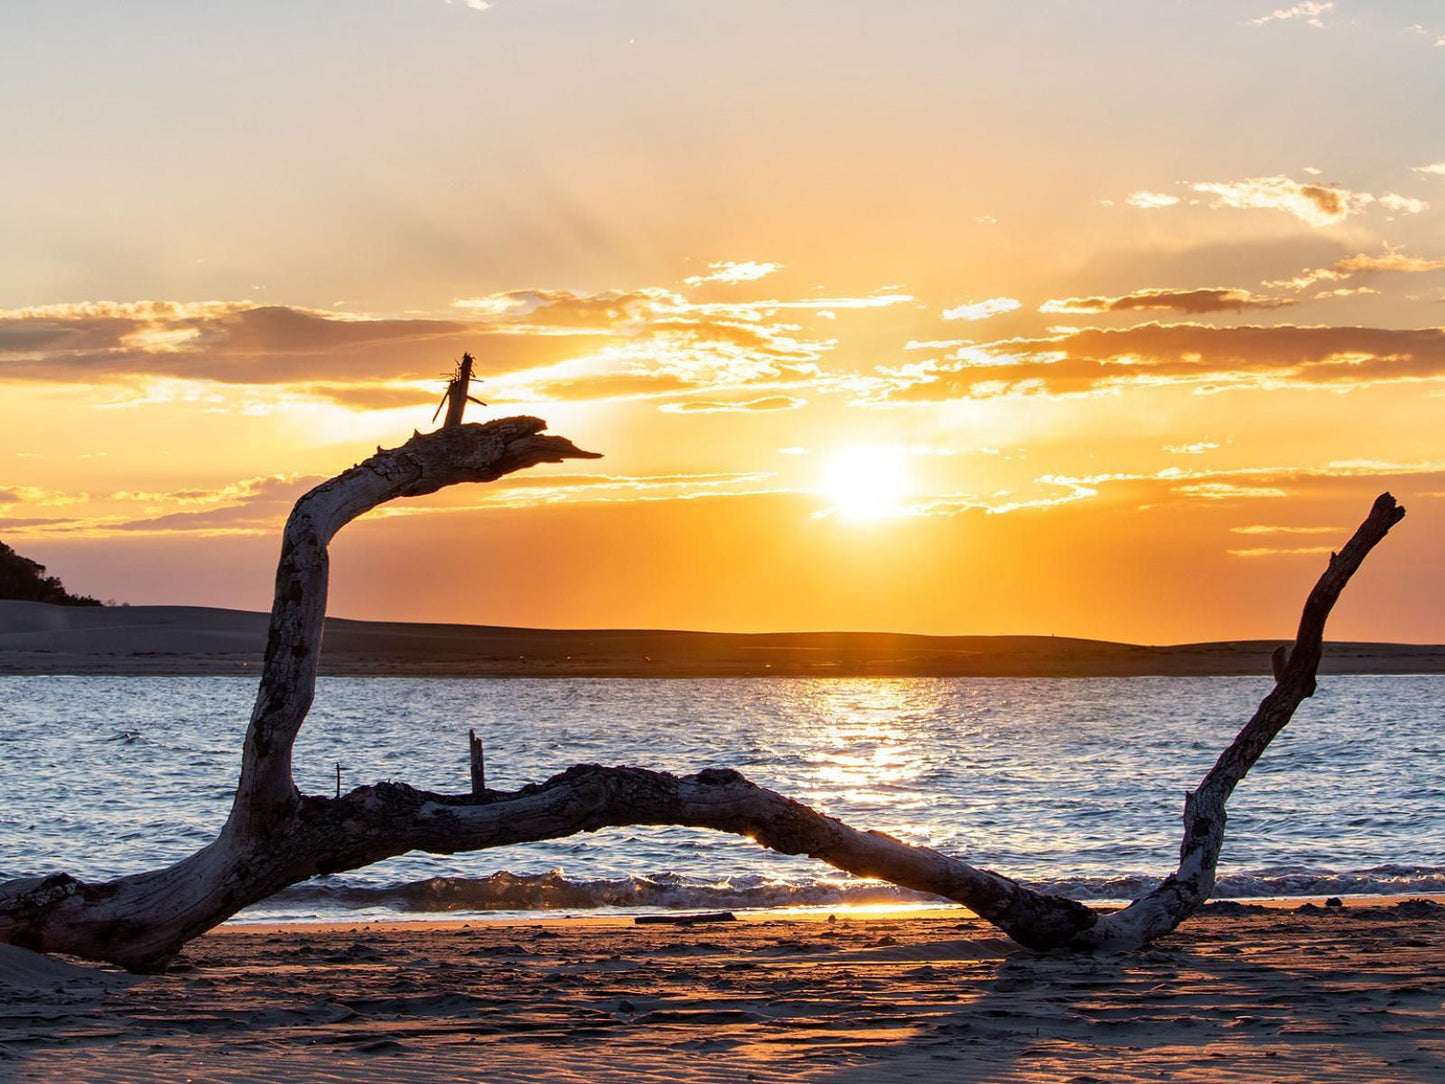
[0,417,1405,969]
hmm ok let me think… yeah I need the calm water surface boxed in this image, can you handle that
[1,676,1441,920]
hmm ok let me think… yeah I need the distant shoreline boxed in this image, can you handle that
[4,600,1443,678]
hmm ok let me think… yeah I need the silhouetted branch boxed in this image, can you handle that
[0,424,1405,967]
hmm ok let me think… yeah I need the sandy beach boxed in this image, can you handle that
[3,901,1443,1083]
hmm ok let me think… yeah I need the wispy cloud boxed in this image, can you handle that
[3,468,798,538]
[1163,441,1220,455]
[0,485,90,510]
[1190,175,1368,227]
[1379,193,1430,215]
[1041,288,1294,315]
[0,282,913,411]
[1247,2,1332,28]
[1228,545,1336,557]
[657,396,806,414]
[110,475,316,534]
[684,261,784,286]
[904,339,970,351]
[1118,173,1386,227]
[0,474,322,538]
[1333,252,1445,274]
[375,472,787,514]
[864,323,1445,403]
[1266,250,1445,290]
[0,300,487,388]
[1311,286,1379,300]
[1124,191,1182,209]
[901,459,1412,519]
[942,297,1021,322]
[950,460,1444,520]
[1230,524,1342,535]
[1174,482,1290,500]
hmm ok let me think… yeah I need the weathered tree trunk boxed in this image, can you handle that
[1075,490,1405,950]
[0,417,1405,969]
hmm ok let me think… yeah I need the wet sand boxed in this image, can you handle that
[4,601,1443,677]
[4,901,1444,1082]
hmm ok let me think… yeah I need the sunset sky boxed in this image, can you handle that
[3,1,1444,643]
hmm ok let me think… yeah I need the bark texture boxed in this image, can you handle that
[0,418,1406,969]
[1076,491,1406,950]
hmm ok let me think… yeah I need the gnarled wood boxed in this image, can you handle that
[234,416,598,833]
[1078,492,1406,950]
[0,417,1406,969]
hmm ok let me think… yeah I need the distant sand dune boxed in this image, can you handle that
[2,600,1442,678]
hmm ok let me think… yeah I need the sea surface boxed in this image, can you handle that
[1,675,1442,922]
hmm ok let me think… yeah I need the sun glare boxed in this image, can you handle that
[820,446,911,521]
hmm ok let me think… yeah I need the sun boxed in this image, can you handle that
[820,446,912,521]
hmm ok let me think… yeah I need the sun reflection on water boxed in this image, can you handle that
[770,679,960,849]
[7,674,1443,914]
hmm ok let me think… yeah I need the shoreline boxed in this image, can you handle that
[4,600,1444,678]
[7,901,1444,1082]
[11,661,1445,679]
[220,892,1445,931]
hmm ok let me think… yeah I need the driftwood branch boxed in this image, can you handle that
[0,417,1405,969]
[234,416,596,833]
[1078,492,1406,950]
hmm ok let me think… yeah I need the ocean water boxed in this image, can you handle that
[1,675,1442,922]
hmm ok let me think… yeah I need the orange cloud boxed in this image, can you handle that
[111,475,317,534]
[5,467,795,539]
[683,261,784,286]
[0,301,543,387]
[1228,545,1336,557]
[450,288,674,331]
[1124,191,1181,209]
[1230,524,1342,535]
[906,460,1441,524]
[1247,3,1332,28]
[293,383,440,411]
[1040,288,1294,315]
[1334,252,1445,275]
[1267,250,1445,290]
[443,472,783,511]
[1379,193,1430,215]
[942,297,1021,322]
[868,323,1445,402]
[1190,175,1366,227]
[657,396,806,414]
[1163,441,1221,455]
[0,282,906,408]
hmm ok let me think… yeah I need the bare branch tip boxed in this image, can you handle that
[1372,491,1406,523]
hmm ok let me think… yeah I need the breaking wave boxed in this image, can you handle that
[260,864,1445,919]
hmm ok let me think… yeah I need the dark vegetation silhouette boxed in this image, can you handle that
[0,541,101,606]
[0,418,1408,970]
